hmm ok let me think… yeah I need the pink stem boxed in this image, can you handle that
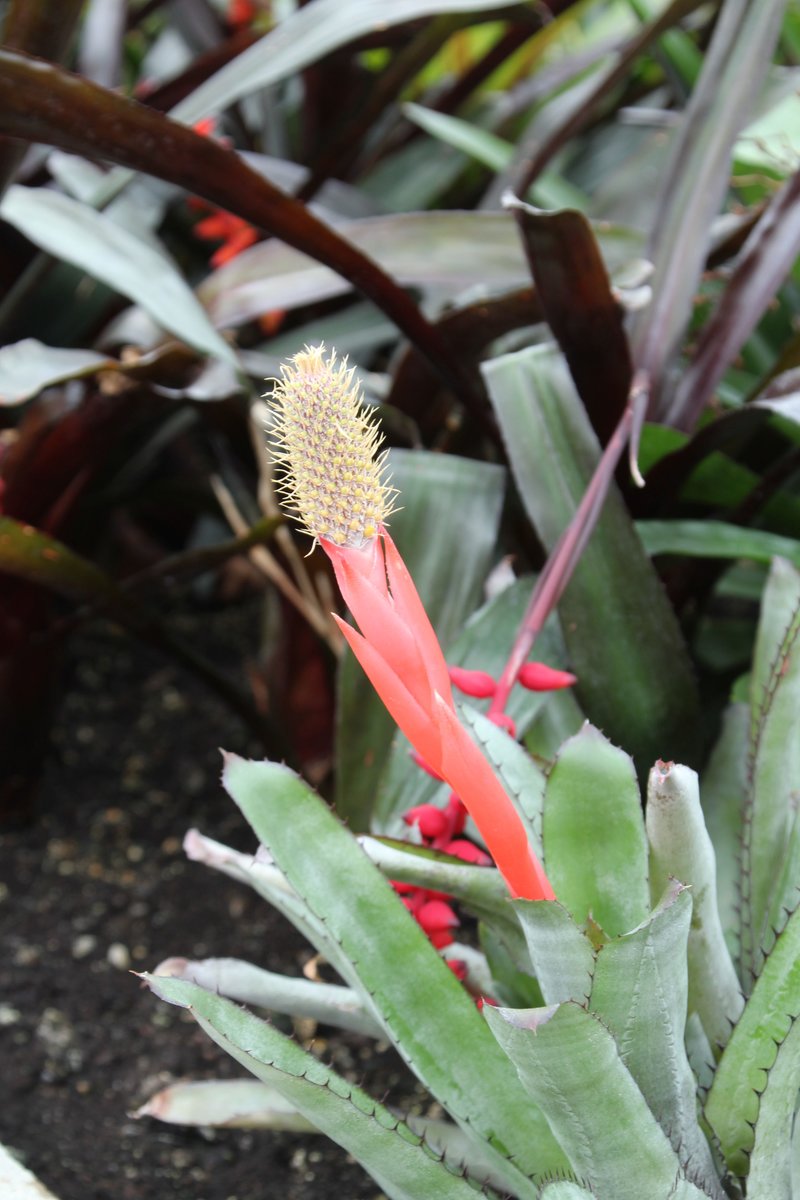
[488,391,638,718]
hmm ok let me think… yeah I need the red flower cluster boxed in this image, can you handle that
[393,791,492,950]
[189,199,259,268]
[189,117,259,268]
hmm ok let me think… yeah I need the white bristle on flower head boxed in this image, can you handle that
[267,345,395,547]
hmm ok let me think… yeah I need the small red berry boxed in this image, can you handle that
[403,804,449,840]
[518,662,577,691]
[448,666,497,698]
[442,839,492,866]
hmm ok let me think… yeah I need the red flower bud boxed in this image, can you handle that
[416,898,459,936]
[518,662,577,692]
[444,793,467,836]
[391,879,417,896]
[476,995,498,1010]
[429,928,456,949]
[448,666,497,699]
[403,803,449,840]
[443,839,492,866]
[446,959,468,981]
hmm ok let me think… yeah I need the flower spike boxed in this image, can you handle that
[267,346,554,902]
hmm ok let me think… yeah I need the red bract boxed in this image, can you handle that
[323,530,554,901]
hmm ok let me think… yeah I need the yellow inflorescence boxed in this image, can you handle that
[268,345,395,547]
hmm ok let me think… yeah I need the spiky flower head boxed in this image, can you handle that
[267,345,395,547]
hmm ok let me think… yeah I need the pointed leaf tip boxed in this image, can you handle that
[491,1003,560,1032]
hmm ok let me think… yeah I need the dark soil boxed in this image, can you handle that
[0,606,411,1200]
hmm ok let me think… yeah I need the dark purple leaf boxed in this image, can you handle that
[500,0,704,202]
[0,50,488,426]
[667,169,800,431]
[631,0,786,412]
[0,0,85,193]
[387,287,542,438]
[505,194,632,445]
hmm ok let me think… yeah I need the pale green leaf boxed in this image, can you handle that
[0,338,113,405]
[746,1019,800,1200]
[588,883,722,1197]
[705,905,800,1176]
[637,519,800,570]
[646,762,743,1050]
[512,899,595,1005]
[542,723,649,937]
[223,755,564,1191]
[0,185,236,365]
[744,558,800,975]
[485,1002,692,1200]
[145,977,503,1200]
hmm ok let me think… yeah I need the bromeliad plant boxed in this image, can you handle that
[141,348,800,1200]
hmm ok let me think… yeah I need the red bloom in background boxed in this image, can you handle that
[189,118,259,268]
[193,207,259,267]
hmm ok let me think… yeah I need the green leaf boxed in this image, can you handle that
[743,558,800,976]
[0,338,114,405]
[746,1019,800,1200]
[144,977,501,1200]
[223,756,564,1191]
[478,920,543,1008]
[335,449,506,829]
[200,213,642,328]
[182,830,375,991]
[402,102,513,173]
[0,515,121,602]
[484,344,699,772]
[636,519,800,569]
[700,701,749,945]
[542,724,649,938]
[485,1002,696,1200]
[705,904,800,1177]
[0,185,236,365]
[136,1078,317,1131]
[537,1185,597,1200]
[400,104,587,210]
[512,899,595,1005]
[646,762,743,1050]
[522,687,585,762]
[632,0,786,401]
[588,883,722,1197]
[152,956,382,1037]
[171,0,543,121]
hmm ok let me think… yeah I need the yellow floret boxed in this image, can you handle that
[267,345,395,547]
